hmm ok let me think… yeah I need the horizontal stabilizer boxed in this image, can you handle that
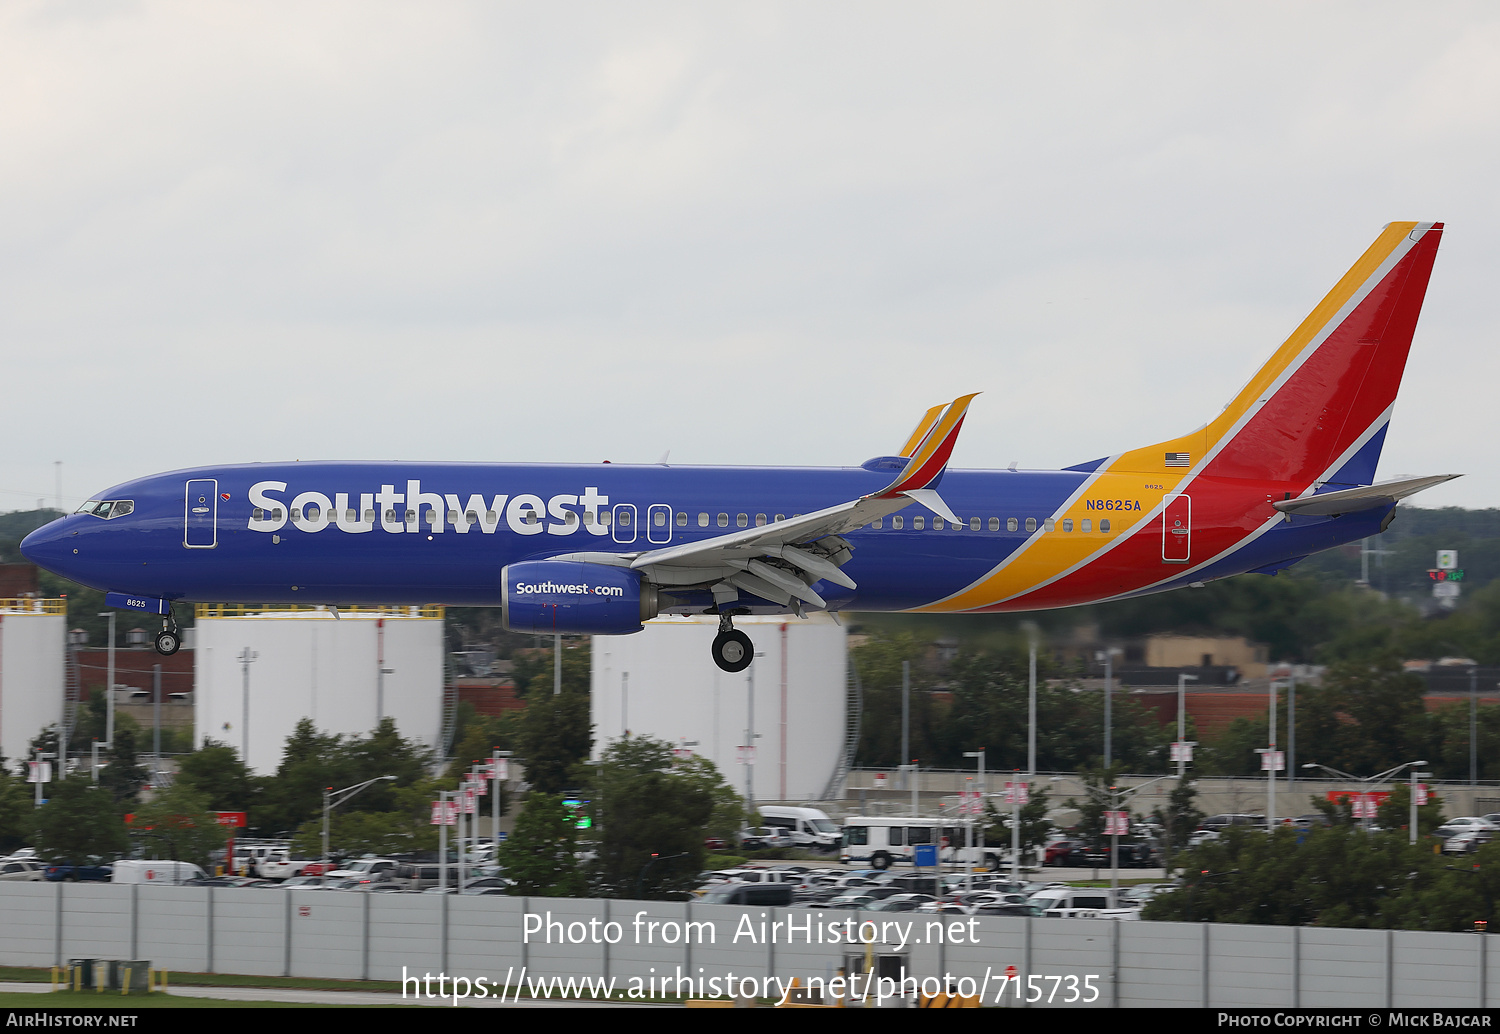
[1272,474,1460,516]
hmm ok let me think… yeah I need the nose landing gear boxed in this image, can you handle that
[711,612,753,673]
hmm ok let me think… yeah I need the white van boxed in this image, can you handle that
[758,807,841,851]
[112,860,207,885]
[1028,886,1139,919]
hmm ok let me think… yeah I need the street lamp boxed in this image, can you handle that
[963,750,986,892]
[1095,647,1122,767]
[97,612,116,749]
[321,776,396,884]
[1176,673,1199,779]
[1301,760,1427,831]
[1092,775,1173,894]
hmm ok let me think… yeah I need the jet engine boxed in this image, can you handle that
[500,560,660,635]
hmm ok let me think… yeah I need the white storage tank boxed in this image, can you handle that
[0,599,66,768]
[590,614,846,803]
[193,605,445,774]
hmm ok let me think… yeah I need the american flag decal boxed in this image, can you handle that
[1165,452,1190,467]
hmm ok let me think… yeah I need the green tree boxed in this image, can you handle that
[32,776,128,864]
[518,692,592,795]
[128,783,229,869]
[98,728,150,805]
[175,739,259,815]
[1152,777,1205,859]
[983,781,1051,863]
[588,737,717,899]
[496,792,587,897]
[0,757,36,854]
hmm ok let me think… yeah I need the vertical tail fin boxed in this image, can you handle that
[1119,222,1443,488]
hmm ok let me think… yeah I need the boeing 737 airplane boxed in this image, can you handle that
[22,222,1456,673]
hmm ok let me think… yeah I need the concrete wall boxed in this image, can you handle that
[3,883,1495,1007]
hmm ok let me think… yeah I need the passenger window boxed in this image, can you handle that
[619,511,631,526]
[1044,518,1056,532]
[872,518,883,529]
[698,513,709,527]
[601,511,612,526]
[676,512,688,527]
[717,513,729,527]
[933,517,944,530]
[892,516,903,530]
[405,509,416,523]
[755,514,767,526]
[366,510,377,522]
[1025,517,1036,532]
[1101,519,1111,533]
[568,512,580,526]
[253,508,264,520]
[971,517,981,531]
[1008,517,1018,532]
[988,517,999,531]
[1082,519,1092,532]
[737,513,748,527]
[775,514,785,522]
[485,511,497,523]
[291,508,303,521]
[448,510,460,523]
[913,516,925,530]
[347,510,357,522]
[653,512,665,527]
[273,509,283,521]
[465,511,477,524]
[1063,519,1073,532]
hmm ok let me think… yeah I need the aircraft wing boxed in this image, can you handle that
[554,394,978,609]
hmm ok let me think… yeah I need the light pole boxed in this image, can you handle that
[1302,760,1427,830]
[744,652,766,813]
[238,648,258,766]
[1410,767,1432,845]
[1254,679,1286,832]
[1098,775,1172,895]
[963,750,986,891]
[1176,673,1199,780]
[1024,623,1039,778]
[1097,647,1122,767]
[97,612,116,748]
[321,775,396,885]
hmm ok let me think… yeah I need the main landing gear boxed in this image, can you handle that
[154,607,182,656]
[711,612,753,673]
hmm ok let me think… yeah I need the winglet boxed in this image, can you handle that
[876,393,979,497]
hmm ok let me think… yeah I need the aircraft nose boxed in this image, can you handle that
[20,517,81,577]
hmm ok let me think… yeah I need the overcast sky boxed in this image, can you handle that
[3,2,1497,511]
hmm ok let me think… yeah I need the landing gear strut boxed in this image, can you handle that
[711,612,753,673]
[154,607,182,656]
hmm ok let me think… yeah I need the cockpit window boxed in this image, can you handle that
[77,500,134,520]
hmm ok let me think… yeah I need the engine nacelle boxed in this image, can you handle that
[501,560,659,635]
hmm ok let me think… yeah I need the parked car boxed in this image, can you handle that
[45,862,114,882]
[739,827,794,851]
[0,860,45,882]
[1443,829,1495,855]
